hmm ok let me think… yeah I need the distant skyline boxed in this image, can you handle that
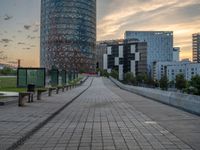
[0,0,200,67]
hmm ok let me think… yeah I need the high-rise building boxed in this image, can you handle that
[193,33,200,63]
[125,31,173,76]
[40,0,96,72]
[103,39,147,80]
[173,47,180,61]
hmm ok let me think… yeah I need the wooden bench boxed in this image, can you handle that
[68,84,71,90]
[56,86,64,94]
[18,92,34,107]
[48,87,56,96]
[64,85,69,91]
[37,89,47,100]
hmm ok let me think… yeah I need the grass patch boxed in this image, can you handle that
[68,77,83,85]
[0,77,26,92]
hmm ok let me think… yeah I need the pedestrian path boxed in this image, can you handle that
[0,78,92,150]
[17,78,193,150]
[104,78,200,150]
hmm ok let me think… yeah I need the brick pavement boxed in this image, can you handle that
[17,78,193,150]
[0,78,92,150]
[104,78,200,150]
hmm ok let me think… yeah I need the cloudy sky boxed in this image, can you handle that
[0,0,200,67]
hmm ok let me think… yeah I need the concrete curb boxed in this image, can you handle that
[109,77,200,116]
[7,77,91,150]
[0,97,18,106]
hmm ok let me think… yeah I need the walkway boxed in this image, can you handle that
[0,78,92,150]
[104,78,200,150]
[16,78,199,150]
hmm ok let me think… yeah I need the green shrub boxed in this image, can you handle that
[175,74,187,90]
[159,75,168,90]
[0,67,17,75]
[110,69,118,79]
[124,72,136,85]
[136,73,148,85]
[189,75,200,95]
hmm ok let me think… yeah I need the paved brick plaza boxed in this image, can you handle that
[0,79,91,150]
[16,78,198,150]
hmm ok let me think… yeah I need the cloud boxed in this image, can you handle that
[32,22,40,32]
[98,0,200,39]
[33,29,39,32]
[27,35,36,39]
[0,51,7,60]
[18,42,25,45]
[4,14,13,21]
[7,61,17,64]
[1,39,12,43]
[24,25,31,30]
[97,0,200,60]
[23,47,31,50]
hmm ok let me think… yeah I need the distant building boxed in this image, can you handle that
[103,39,147,80]
[193,33,200,63]
[96,42,106,70]
[125,31,174,76]
[96,39,124,70]
[0,64,5,70]
[173,47,180,61]
[154,60,200,81]
[182,58,190,62]
[0,63,17,70]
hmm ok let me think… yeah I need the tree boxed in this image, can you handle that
[159,75,168,90]
[102,70,110,77]
[190,75,200,95]
[124,72,136,85]
[146,77,156,87]
[0,67,16,75]
[169,80,175,88]
[136,73,148,85]
[175,74,187,90]
[110,69,118,79]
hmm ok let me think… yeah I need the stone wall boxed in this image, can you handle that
[109,77,200,115]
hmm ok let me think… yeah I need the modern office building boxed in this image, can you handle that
[154,60,200,81]
[96,39,124,70]
[40,0,96,71]
[125,31,173,76]
[103,39,147,80]
[173,47,180,61]
[193,33,200,63]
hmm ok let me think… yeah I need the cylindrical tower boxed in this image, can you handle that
[40,0,96,72]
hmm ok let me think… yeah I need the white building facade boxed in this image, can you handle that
[154,61,200,81]
[173,47,180,61]
[103,40,147,80]
[125,31,174,76]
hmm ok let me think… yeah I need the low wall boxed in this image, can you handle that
[110,77,200,115]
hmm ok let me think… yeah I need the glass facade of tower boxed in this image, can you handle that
[40,0,96,71]
[125,31,173,76]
